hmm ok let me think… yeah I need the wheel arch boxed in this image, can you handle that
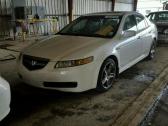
[95,55,119,92]
[102,55,119,77]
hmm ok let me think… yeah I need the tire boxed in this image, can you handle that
[96,58,117,92]
[147,41,156,60]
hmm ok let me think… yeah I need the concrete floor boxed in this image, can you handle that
[0,46,168,126]
[150,86,168,126]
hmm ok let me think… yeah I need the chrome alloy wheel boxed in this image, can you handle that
[150,43,156,59]
[100,60,116,90]
[147,41,156,60]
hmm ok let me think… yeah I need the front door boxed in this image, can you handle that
[119,15,142,68]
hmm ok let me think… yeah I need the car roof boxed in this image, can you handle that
[83,11,140,16]
[148,10,168,14]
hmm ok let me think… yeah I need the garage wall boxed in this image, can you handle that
[114,0,134,11]
[0,0,69,36]
[0,0,135,38]
[0,0,114,38]
[0,0,11,15]
[26,0,112,29]
[73,0,112,19]
[0,0,12,37]
[26,0,69,30]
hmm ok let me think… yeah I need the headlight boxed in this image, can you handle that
[164,29,168,34]
[55,56,94,68]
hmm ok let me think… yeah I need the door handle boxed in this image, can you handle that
[116,47,120,50]
[137,36,141,39]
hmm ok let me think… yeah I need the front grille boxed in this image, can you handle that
[22,55,49,71]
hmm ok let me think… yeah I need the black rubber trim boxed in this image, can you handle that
[43,82,78,88]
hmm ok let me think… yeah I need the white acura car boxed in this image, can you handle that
[0,76,10,121]
[17,12,157,92]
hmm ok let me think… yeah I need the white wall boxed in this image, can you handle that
[114,0,134,11]
[137,0,163,15]
[115,3,133,11]
[73,0,112,19]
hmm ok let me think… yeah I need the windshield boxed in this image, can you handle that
[58,15,122,38]
[148,12,168,22]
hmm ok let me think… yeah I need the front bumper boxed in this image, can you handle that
[18,61,98,92]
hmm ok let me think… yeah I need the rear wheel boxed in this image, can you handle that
[147,41,156,60]
[96,58,117,92]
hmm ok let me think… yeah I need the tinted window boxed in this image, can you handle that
[148,12,168,22]
[59,15,122,38]
[151,14,156,21]
[147,14,152,19]
[71,19,88,32]
[123,15,137,31]
[157,12,168,21]
[147,14,154,21]
[135,15,147,31]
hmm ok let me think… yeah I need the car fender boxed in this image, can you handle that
[91,46,120,88]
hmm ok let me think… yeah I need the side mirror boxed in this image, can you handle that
[123,30,136,38]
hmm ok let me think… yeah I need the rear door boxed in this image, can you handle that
[135,14,153,55]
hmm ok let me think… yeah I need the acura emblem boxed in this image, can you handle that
[31,60,37,66]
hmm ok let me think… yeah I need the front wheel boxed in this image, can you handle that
[96,58,117,92]
[147,41,156,60]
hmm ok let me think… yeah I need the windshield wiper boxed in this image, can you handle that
[92,33,106,37]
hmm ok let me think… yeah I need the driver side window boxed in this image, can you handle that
[123,15,137,32]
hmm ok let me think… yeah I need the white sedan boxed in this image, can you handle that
[0,76,10,121]
[17,12,157,92]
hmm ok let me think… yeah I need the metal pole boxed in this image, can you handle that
[68,0,73,23]
[11,0,16,40]
[133,0,138,11]
[112,0,116,11]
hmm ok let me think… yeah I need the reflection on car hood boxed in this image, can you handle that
[23,35,108,61]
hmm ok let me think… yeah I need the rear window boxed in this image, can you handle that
[148,12,168,22]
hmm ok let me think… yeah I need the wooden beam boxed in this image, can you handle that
[133,0,138,11]
[111,0,116,11]
[68,0,73,23]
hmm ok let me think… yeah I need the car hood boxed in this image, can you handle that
[23,35,109,61]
